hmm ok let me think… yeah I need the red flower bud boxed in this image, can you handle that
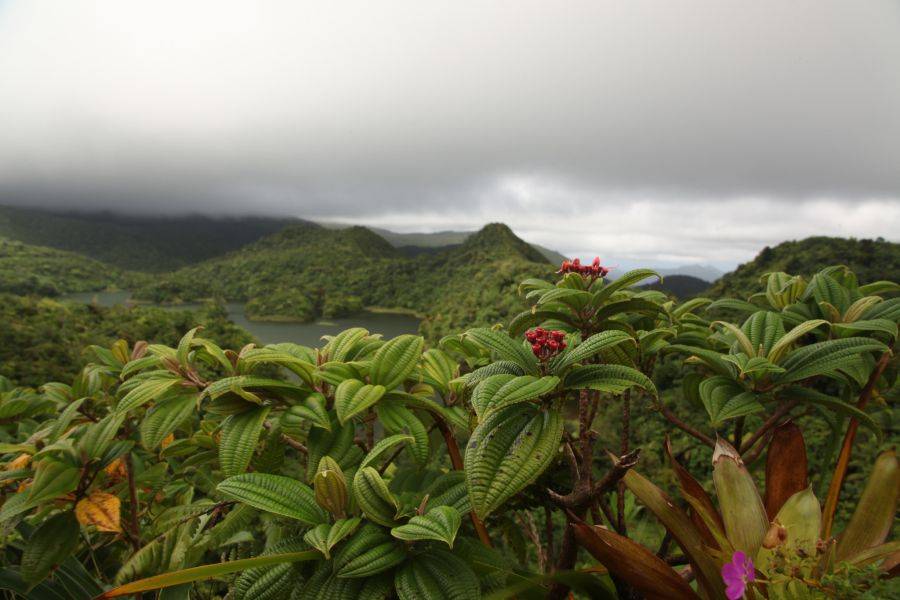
[531,343,542,355]
[548,340,559,350]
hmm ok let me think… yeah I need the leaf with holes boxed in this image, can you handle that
[465,404,563,519]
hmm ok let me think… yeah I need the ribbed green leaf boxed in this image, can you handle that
[712,319,757,357]
[203,376,305,402]
[394,549,481,600]
[304,517,361,559]
[551,330,635,372]
[284,393,331,431]
[767,319,829,364]
[392,506,461,548]
[707,298,761,314]
[324,327,370,362]
[376,401,430,464]
[237,348,316,386]
[21,511,80,587]
[116,377,181,414]
[357,434,412,472]
[332,523,404,579]
[421,348,457,392]
[699,376,762,427]
[219,406,270,477]
[834,319,898,339]
[591,269,661,306]
[305,419,362,482]
[98,551,320,598]
[563,364,657,397]
[77,412,126,458]
[140,394,197,450]
[217,473,327,525]
[471,375,559,419]
[334,379,386,424]
[508,309,572,336]
[352,466,400,526]
[776,337,888,383]
[27,458,80,506]
[465,404,563,519]
[781,387,881,441]
[464,328,540,375]
[592,297,664,324]
[369,334,424,390]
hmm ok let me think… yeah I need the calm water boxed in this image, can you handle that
[63,292,421,346]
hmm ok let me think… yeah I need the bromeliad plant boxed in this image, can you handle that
[0,261,896,600]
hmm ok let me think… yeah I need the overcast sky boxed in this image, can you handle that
[0,0,898,268]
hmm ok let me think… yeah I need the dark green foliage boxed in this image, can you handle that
[0,295,253,386]
[708,236,899,299]
[0,238,123,296]
[0,205,298,271]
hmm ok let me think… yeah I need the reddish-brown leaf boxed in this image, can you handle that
[764,421,808,518]
[665,436,724,548]
[571,521,700,600]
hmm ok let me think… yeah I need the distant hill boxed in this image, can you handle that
[655,264,723,283]
[707,236,899,299]
[641,274,710,299]
[0,237,124,296]
[134,222,555,336]
[0,205,298,271]
[325,223,569,265]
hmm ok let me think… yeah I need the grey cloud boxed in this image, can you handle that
[0,0,897,265]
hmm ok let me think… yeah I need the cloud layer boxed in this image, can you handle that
[0,0,897,266]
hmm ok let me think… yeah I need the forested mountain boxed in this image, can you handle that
[707,236,899,298]
[133,222,555,333]
[0,238,125,296]
[0,205,299,271]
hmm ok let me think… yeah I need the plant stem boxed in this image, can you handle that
[658,404,715,448]
[617,390,630,536]
[739,400,800,454]
[821,350,893,539]
[124,453,143,600]
[436,419,492,547]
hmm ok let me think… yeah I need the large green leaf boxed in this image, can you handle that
[563,364,657,397]
[303,517,361,559]
[334,379,386,424]
[391,506,461,548]
[376,401,430,464]
[767,319,829,364]
[465,404,563,519]
[352,467,400,527]
[369,334,424,390]
[219,406,271,477]
[698,376,763,427]
[394,549,481,600]
[217,473,327,525]
[590,269,661,307]
[776,337,888,383]
[21,510,80,587]
[116,377,182,414]
[27,458,80,506]
[140,394,197,450]
[465,328,540,375]
[551,330,635,372]
[98,551,320,598]
[471,375,559,419]
[332,523,405,578]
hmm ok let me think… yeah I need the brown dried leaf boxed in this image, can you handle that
[76,491,122,533]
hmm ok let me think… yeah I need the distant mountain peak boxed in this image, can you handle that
[460,223,550,263]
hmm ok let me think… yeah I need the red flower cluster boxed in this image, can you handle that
[558,257,609,279]
[526,328,567,360]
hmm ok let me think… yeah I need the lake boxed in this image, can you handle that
[63,292,422,346]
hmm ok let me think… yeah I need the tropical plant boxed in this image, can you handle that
[0,261,895,600]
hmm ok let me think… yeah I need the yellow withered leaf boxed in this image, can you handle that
[8,453,32,470]
[105,458,127,480]
[161,433,175,449]
[76,492,122,533]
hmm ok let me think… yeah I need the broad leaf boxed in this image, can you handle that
[334,379,386,424]
[391,506,461,548]
[217,473,327,525]
[219,406,271,477]
[369,334,424,390]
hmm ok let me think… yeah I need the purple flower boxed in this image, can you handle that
[721,551,755,600]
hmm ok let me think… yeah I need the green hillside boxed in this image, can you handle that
[0,295,253,386]
[134,222,554,335]
[0,205,297,271]
[0,237,124,296]
[708,236,899,298]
